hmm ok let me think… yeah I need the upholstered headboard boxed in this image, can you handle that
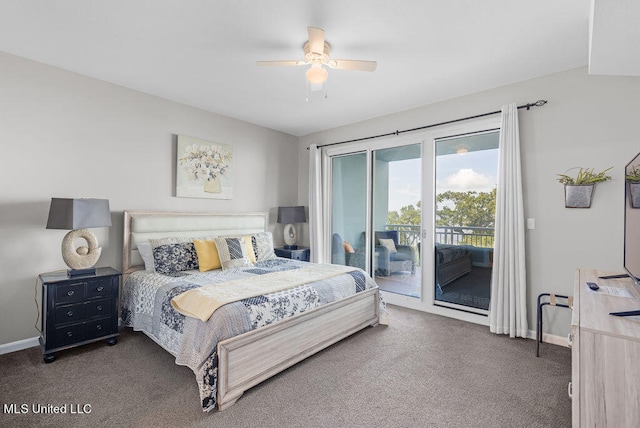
[122,210,268,278]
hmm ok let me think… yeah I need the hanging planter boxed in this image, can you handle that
[556,167,613,209]
[628,182,640,208]
[626,165,640,208]
[564,184,594,208]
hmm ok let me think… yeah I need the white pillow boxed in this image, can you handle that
[250,231,277,261]
[138,242,155,272]
[378,238,397,254]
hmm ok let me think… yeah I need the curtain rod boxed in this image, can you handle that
[310,99,547,149]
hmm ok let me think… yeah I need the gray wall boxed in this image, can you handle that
[0,53,299,346]
[298,67,640,338]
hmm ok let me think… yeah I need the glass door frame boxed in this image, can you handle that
[321,114,500,326]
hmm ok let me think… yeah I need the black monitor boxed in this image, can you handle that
[611,153,640,317]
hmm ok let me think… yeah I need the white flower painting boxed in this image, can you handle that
[176,135,233,199]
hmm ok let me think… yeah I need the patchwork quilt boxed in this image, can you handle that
[121,258,377,411]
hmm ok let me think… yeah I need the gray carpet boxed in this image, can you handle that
[0,305,571,428]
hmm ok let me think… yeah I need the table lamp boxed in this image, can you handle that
[277,206,306,249]
[46,198,112,276]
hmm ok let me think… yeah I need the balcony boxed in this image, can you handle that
[384,224,495,262]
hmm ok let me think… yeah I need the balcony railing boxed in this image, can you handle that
[385,224,495,249]
[435,226,494,248]
[385,224,421,247]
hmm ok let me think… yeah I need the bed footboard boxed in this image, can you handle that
[217,287,379,410]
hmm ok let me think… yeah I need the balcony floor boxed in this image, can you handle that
[375,266,491,311]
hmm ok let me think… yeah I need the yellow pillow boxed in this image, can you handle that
[193,239,222,271]
[242,236,257,264]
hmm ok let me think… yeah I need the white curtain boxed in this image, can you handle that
[308,144,326,263]
[489,103,528,338]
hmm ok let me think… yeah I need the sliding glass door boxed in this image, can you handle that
[433,131,499,313]
[329,143,421,299]
[372,145,421,298]
[330,152,368,270]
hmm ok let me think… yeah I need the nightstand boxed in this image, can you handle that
[274,246,310,262]
[38,267,121,363]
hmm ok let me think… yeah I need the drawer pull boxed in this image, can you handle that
[96,305,103,311]
[96,324,102,331]
[96,286,104,292]
[567,333,573,348]
[66,332,73,338]
[568,382,573,398]
[66,311,74,317]
[67,290,75,296]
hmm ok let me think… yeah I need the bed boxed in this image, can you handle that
[435,244,472,289]
[120,210,381,411]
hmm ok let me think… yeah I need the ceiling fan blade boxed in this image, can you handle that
[307,27,325,54]
[256,60,306,67]
[328,59,377,72]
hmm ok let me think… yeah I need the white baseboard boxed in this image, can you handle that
[0,336,39,355]
[527,329,570,348]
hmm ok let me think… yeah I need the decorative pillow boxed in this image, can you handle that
[214,237,253,270]
[250,231,277,261]
[193,239,222,271]
[242,236,257,264]
[343,241,355,253]
[137,242,155,272]
[220,235,257,263]
[148,237,199,275]
[378,238,397,254]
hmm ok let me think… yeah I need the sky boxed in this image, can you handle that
[387,148,498,212]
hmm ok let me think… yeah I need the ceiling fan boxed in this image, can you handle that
[256,27,377,86]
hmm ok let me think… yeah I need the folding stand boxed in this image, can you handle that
[536,293,573,357]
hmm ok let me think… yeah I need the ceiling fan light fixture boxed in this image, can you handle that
[306,62,328,85]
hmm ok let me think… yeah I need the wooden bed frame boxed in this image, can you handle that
[122,210,380,410]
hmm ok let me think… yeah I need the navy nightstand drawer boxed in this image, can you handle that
[56,282,86,304]
[275,246,310,262]
[55,303,86,324]
[54,323,86,347]
[86,278,112,299]
[85,317,114,340]
[86,298,112,318]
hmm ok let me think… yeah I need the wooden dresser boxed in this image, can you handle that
[571,269,640,427]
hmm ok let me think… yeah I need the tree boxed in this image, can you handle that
[435,188,496,228]
[388,201,421,226]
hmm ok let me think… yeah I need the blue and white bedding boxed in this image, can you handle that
[121,257,377,412]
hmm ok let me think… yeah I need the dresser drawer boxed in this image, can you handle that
[86,298,112,318]
[85,317,115,340]
[54,323,86,347]
[86,278,114,299]
[55,303,86,324]
[56,282,86,304]
[291,252,306,261]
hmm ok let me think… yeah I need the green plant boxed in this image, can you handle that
[556,167,613,185]
[626,165,640,182]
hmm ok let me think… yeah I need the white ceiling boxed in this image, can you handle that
[0,1,633,137]
[589,0,640,75]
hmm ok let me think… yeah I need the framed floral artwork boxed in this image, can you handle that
[176,135,233,199]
